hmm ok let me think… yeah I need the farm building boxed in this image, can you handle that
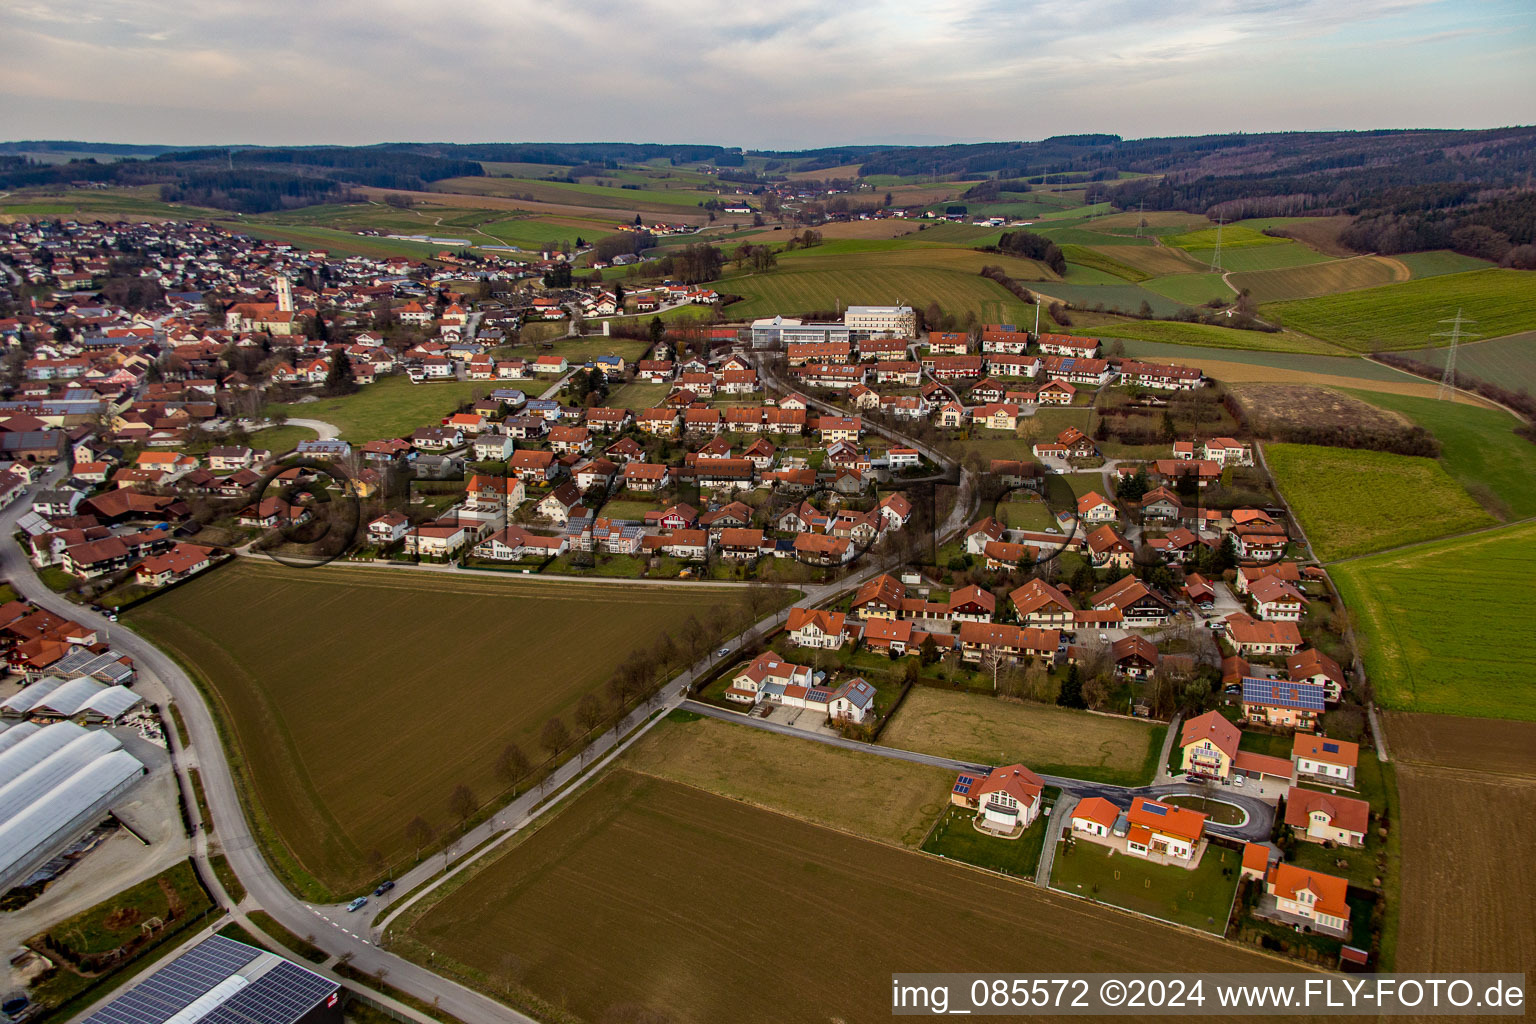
[0,721,148,894]
[80,934,342,1024]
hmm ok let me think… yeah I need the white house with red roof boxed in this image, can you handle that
[951,763,1045,833]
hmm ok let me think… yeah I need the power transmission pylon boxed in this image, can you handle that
[1433,309,1477,401]
[1209,215,1224,272]
[1135,200,1145,238]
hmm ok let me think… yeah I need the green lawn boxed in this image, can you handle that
[1237,730,1294,759]
[1261,269,1536,351]
[1050,838,1241,934]
[922,802,1053,880]
[1345,389,1536,519]
[270,376,487,442]
[1187,242,1333,273]
[1164,224,1290,251]
[248,424,317,455]
[1331,522,1536,719]
[1264,443,1495,561]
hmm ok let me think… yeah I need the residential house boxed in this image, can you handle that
[827,678,877,724]
[953,764,1044,832]
[727,652,813,704]
[1125,797,1205,863]
[368,511,411,545]
[1292,734,1359,787]
[1076,491,1118,524]
[1287,648,1346,702]
[1283,786,1368,848]
[622,462,671,492]
[1225,614,1303,655]
[1009,578,1076,628]
[1265,863,1351,937]
[1179,710,1240,780]
[1071,797,1121,839]
[403,522,468,558]
[1241,677,1327,730]
[1091,575,1173,626]
[1249,575,1308,621]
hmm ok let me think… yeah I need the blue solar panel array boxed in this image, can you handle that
[1241,676,1327,712]
[1323,742,1340,753]
[953,774,975,795]
[83,935,338,1024]
[1141,802,1168,817]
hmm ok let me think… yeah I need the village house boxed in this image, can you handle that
[368,511,411,545]
[1284,785,1369,848]
[1292,733,1359,786]
[1241,677,1327,730]
[1125,797,1206,864]
[1225,613,1304,655]
[1070,796,1121,839]
[1179,710,1240,780]
[1009,578,1076,628]
[1091,575,1173,627]
[726,652,814,704]
[403,522,468,559]
[1076,491,1118,524]
[950,764,1044,833]
[1264,863,1351,937]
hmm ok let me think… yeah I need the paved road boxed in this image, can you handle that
[1036,792,1078,886]
[282,417,341,441]
[0,468,540,1024]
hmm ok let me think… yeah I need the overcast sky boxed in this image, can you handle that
[3,0,1532,149]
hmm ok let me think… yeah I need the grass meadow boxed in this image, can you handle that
[1332,522,1536,719]
[1264,443,1495,561]
[879,687,1164,785]
[395,771,1282,1024]
[269,375,487,442]
[1260,269,1536,351]
[1346,389,1536,519]
[1229,255,1406,304]
[127,562,753,897]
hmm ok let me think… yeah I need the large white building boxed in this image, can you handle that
[0,720,147,893]
[751,316,852,348]
[844,304,915,339]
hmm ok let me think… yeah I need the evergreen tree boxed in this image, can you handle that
[324,349,357,396]
[1057,664,1086,709]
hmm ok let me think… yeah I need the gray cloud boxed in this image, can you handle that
[0,0,1531,146]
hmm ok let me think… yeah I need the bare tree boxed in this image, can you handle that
[405,815,435,859]
[540,716,571,758]
[448,784,476,832]
[494,743,530,788]
[575,692,604,734]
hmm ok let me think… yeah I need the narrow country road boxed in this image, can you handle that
[281,416,341,441]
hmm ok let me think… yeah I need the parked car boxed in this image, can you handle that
[716,648,729,657]
[347,897,368,912]
[373,880,395,896]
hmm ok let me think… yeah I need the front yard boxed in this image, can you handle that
[921,795,1059,880]
[1050,837,1242,934]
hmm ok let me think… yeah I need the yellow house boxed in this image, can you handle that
[1179,709,1240,780]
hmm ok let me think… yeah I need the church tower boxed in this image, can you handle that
[275,275,293,313]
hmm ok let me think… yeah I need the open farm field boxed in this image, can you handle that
[1346,389,1536,519]
[1395,765,1536,970]
[1406,331,1536,397]
[0,185,227,222]
[433,174,713,209]
[813,218,929,240]
[1075,318,1336,353]
[1230,255,1406,303]
[1385,713,1536,777]
[1331,522,1536,720]
[398,771,1281,1024]
[1240,215,1356,257]
[624,712,953,847]
[1264,443,1494,561]
[217,221,451,260]
[879,687,1162,786]
[1260,269,1536,351]
[1164,224,1288,251]
[1188,242,1332,273]
[1392,250,1496,278]
[269,375,486,442]
[1142,272,1231,305]
[387,183,712,225]
[1085,210,1210,233]
[718,248,1043,322]
[1086,243,1206,276]
[1232,383,1413,438]
[1035,282,1190,317]
[126,562,753,896]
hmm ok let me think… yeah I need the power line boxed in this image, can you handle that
[1208,215,1224,273]
[1432,308,1478,401]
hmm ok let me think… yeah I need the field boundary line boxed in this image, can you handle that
[1321,514,1536,567]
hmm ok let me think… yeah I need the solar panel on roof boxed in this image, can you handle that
[82,936,262,1024]
[1141,802,1167,816]
[1323,742,1339,753]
